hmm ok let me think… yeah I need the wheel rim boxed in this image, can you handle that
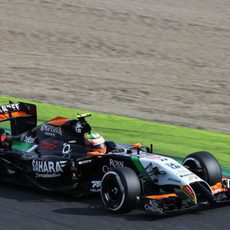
[101,172,125,211]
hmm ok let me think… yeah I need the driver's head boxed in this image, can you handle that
[85,133,107,154]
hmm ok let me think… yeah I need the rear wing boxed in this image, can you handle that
[0,102,37,135]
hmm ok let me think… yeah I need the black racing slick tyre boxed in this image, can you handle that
[100,167,141,213]
[183,151,222,186]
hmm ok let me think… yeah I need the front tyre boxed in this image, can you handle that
[101,167,141,213]
[183,151,222,186]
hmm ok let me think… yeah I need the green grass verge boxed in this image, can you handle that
[0,96,229,176]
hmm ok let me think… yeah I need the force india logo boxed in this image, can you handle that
[32,160,67,178]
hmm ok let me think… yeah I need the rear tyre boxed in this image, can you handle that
[183,151,222,186]
[101,167,141,213]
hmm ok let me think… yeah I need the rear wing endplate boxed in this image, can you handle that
[0,102,37,135]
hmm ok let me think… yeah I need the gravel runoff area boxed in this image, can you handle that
[0,0,229,134]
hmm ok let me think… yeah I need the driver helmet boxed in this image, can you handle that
[85,133,107,154]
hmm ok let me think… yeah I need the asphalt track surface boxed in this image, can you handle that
[0,182,229,230]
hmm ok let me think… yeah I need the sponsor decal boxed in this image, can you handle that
[35,173,63,178]
[62,143,72,157]
[68,140,77,144]
[145,155,161,160]
[40,124,62,136]
[179,172,194,178]
[176,168,189,174]
[144,200,164,214]
[165,162,181,169]
[90,181,101,192]
[24,135,35,144]
[75,122,83,133]
[109,159,124,168]
[102,159,124,173]
[40,140,58,150]
[145,155,168,161]
[32,160,67,178]
[0,103,20,114]
[187,175,199,181]
[78,159,92,165]
[160,157,168,161]
[167,178,181,184]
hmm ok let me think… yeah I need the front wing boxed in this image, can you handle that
[139,178,230,215]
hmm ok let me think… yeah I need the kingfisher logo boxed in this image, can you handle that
[32,160,67,177]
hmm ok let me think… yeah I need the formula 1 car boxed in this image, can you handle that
[0,101,229,215]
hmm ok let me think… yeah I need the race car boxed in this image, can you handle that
[0,101,229,215]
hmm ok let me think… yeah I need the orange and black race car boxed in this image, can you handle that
[0,101,229,215]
